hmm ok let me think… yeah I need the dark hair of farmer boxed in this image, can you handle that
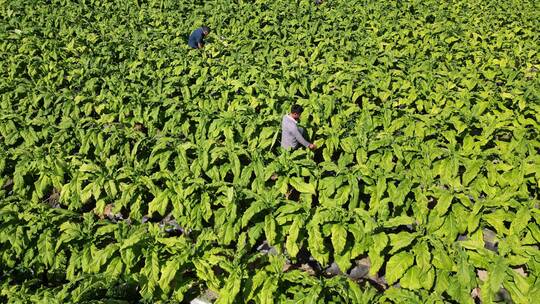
[202,26,210,36]
[291,104,303,115]
[290,104,304,121]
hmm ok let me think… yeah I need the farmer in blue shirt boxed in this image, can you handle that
[188,26,210,49]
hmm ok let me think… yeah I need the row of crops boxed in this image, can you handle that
[1,0,539,303]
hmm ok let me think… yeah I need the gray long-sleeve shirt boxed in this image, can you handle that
[281,115,310,150]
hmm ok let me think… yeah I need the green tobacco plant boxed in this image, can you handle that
[1,0,539,302]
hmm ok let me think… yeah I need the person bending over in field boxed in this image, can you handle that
[281,104,317,150]
[188,26,210,49]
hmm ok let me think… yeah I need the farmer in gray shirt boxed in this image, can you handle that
[281,104,317,150]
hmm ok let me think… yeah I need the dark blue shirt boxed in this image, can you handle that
[188,28,205,49]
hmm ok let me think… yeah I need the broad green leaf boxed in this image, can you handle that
[421,267,435,290]
[456,251,475,290]
[241,200,266,228]
[434,192,453,215]
[105,256,124,278]
[159,258,180,293]
[483,210,508,235]
[307,224,329,266]
[383,216,415,228]
[503,279,529,304]
[264,214,277,245]
[462,160,482,186]
[413,241,431,271]
[334,250,352,274]
[488,256,508,293]
[389,232,417,254]
[459,229,485,251]
[56,222,82,250]
[37,230,54,267]
[368,233,389,275]
[217,271,242,304]
[331,224,348,254]
[148,190,169,216]
[90,244,118,273]
[289,177,316,194]
[399,265,422,290]
[120,228,146,250]
[246,271,267,300]
[508,268,530,296]
[285,217,301,258]
[510,207,531,235]
[259,277,279,304]
[141,251,160,297]
[432,245,453,271]
[386,252,414,285]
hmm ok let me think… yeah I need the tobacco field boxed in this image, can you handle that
[1,0,539,303]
